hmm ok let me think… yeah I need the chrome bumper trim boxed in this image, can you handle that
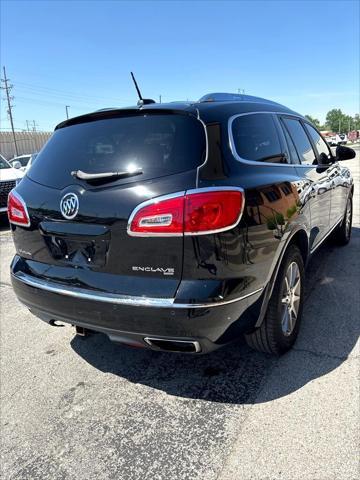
[12,271,264,309]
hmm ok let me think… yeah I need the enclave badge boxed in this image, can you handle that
[132,266,175,276]
[60,192,79,220]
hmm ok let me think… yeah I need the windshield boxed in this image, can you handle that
[28,113,206,189]
[0,157,10,169]
[11,156,31,167]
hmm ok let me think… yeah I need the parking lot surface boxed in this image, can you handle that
[1,148,359,480]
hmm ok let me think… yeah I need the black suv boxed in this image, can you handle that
[9,93,355,355]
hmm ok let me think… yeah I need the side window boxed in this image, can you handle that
[280,119,300,164]
[304,123,332,163]
[282,118,316,165]
[231,113,286,163]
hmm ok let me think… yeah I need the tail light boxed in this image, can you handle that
[128,187,244,236]
[8,191,31,227]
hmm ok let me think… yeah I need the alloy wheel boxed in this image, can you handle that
[281,261,301,336]
[345,198,352,238]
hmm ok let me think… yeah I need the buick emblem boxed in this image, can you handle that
[60,193,79,220]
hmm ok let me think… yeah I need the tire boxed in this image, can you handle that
[245,245,305,355]
[332,195,352,246]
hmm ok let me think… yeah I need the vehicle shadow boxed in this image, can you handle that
[71,227,360,405]
[0,216,10,232]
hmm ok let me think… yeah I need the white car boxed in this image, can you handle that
[0,155,24,216]
[335,133,347,145]
[325,136,336,146]
[24,153,38,172]
[9,154,35,172]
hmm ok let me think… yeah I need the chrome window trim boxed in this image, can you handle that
[228,111,310,168]
[127,186,245,237]
[12,270,264,309]
[195,109,209,188]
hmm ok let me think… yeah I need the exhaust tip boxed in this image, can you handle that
[144,337,201,353]
[49,319,65,327]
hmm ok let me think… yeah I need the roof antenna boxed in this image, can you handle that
[130,72,155,106]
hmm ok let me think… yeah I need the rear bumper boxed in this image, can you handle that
[11,259,264,354]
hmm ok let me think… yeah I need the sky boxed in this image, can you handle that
[1,0,359,132]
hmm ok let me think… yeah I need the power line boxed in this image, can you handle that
[15,84,115,104]
[13,81,133,104]
[1,66,18,155]
[15,95,96,109]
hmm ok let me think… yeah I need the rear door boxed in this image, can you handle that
[279,116,331,250]
[12,111,206,298]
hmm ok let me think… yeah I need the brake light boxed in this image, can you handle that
[7,191,31,227]
[128,188,244,236]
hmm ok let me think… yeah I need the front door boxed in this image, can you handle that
[303,122,347,227]
[279,116,331,251]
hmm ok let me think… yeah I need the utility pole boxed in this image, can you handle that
[26,120,30,132]
[65,105,70,119]
[1,66,18,155]
[159,95,162,104]
[237,88,245,95]
[339,118,341,133]
[32,120,38,132]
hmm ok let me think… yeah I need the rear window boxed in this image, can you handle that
[28,113,206,189]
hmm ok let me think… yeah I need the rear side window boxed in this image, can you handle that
[28,114,206,189]
[304,123,332,163]
[282,118,316,165]
[231,113,284,163]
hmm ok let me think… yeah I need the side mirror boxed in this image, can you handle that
[336,145,356,161]
[12,160,22,169]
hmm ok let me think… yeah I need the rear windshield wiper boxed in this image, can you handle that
[71,168,143,182]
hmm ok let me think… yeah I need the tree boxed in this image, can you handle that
[305,115,321,129]
[325,109,349,133]
[352,114,360,130]
[323,109,360,133]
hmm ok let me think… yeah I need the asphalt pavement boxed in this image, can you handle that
[0,148,359,480]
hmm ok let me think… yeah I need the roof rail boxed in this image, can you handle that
[198,93,281,106]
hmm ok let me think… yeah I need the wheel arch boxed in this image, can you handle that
[254,227,309,328]
[289,229,309,267]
